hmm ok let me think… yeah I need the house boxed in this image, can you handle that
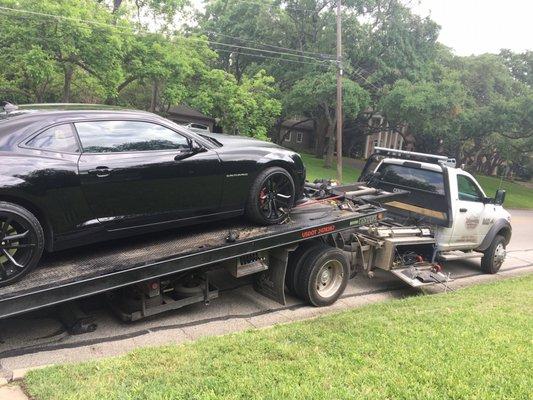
[363,114,404,158]
[165,104,216,132]
[278,118,315,152]
[274,114,403,158]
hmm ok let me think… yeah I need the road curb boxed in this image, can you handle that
[0,364,54,386]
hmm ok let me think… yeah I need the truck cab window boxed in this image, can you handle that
[378,163,445,194]
[457,175,483,202]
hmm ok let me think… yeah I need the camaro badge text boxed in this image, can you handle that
[226,173,249,177]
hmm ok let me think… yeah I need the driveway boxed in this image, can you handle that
[1,210,532,377]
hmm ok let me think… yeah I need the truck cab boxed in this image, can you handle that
[361,147,512,273]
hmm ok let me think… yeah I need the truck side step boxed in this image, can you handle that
[437,250,484,261]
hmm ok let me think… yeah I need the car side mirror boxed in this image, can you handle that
[191,141,207,154]
[494,189,506,205]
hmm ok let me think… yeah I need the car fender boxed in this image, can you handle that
[476,218,512,251]
[0,174,27,189]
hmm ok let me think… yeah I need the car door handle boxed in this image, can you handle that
[459,208,468,213]
[89,166,112,178]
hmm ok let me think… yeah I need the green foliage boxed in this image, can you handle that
[25,276,533,399]
[0,0,530,166]
[288,71,370,121]
[0,0,281,138]
[191,69,282,139]
[380,73,467,151]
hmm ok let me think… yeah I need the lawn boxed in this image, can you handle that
[301,153,362,183]
[302,152,533,209]
[25,276,533,400]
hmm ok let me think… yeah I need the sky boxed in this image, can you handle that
[191,0,532,56]
[410,0,532,55]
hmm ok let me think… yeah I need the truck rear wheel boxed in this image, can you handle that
[296,244,349,307]
[481,234,506,274]
[286,241,319,297]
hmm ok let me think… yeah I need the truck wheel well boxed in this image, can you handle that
[0,195,53,252]
[497,227,512,245]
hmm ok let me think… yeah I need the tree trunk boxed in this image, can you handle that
[324,123,336,168]
[62,64,73,103]
[150,80,159,112]
[400,128,416,151]
[112,0,123,13]
[314,117,328,158]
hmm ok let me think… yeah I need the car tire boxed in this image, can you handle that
[0,201,45,287]
[296,244,349,307]
[481,234,506,274]
[245,167,295,225]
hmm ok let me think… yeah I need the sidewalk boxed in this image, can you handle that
[0,385,28,400]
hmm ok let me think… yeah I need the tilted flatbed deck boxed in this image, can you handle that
[0,206,384,319]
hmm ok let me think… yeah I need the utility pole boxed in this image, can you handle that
[335,0,343,183]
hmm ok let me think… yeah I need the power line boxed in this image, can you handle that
[205,0,333,14]
[0,6,331,69]
[205,30,335,59]
[0,5,331,63]
[212,47,330,67]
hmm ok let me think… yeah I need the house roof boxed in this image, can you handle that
[167,104,215,122]
[282,118,314,131]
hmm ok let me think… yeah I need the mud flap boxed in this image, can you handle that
[254,247,292,305]
[391,265,451,288]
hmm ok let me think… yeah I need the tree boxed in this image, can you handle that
[190,69,282,140]
[379,72,467,153]
[0,0,124,102]
[287,71,370,166]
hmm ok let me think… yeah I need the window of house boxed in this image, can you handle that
[75,121,190,153]
[296,132,303,143]
[284,132,291,142]
[26,124,80,153]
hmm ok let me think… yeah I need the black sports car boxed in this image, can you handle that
[0,104,305,286]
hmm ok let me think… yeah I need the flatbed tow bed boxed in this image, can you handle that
[0,205,384,322]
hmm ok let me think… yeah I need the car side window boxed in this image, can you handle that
[457,175,483,202]
[26,124,80,153]
[74,121,190,153]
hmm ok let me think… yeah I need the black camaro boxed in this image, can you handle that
[0,104,306,286]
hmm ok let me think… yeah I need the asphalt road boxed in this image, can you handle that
[0,210,532,377]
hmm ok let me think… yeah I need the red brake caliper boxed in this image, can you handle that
[259,187,267,207]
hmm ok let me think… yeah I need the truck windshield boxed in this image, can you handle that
[378,163,445,195]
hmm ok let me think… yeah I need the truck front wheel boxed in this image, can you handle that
[481,235,506,274]
[296,244,349,307]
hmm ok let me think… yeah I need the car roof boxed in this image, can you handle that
[0,105,174,149]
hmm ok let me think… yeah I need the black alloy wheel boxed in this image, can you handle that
[246,167,295,225]
[0,202,44,287]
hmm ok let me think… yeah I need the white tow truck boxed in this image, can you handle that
[0,147,512,327]
[301,147,512,290]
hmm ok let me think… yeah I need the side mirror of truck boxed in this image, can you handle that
[494,189,506,205]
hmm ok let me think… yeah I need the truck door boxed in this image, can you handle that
[448,173,491,248]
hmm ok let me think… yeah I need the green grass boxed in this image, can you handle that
[301,153,362,183]
[25,276,533,400]
[474,174,533,209]
[301,153,533,209]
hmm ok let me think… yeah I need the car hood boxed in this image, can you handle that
[201,132,283,150]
